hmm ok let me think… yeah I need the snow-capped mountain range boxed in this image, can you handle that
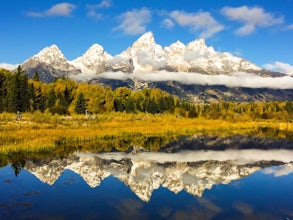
[24,151,292,202]
[18,31,263,79]
[3,32,292,102]
[24,154,260,202]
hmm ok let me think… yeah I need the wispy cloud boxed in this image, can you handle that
[263,61,293,76]
[87,0,112,19]
[165,10,224,38]
[221,6,284,35]
[87,11,103,20]
[114,8,151,35]
[263,164,293,177]
[27,2,76,17]
[94,0,112,9]
[285,23,293,30]
[161,18,175,29]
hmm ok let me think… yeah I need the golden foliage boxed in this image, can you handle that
[0,112,292,154]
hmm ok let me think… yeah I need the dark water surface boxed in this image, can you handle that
[1,138,293,220]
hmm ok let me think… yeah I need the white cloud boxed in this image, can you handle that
[72,71,293,89]
[94,149,293,165]
[70,72,98,82]
[167,10,224,38]
[94,0,112,9]
[114,8,151,35]
[87,11,103,20]
[221,6,284,35]
[99,72,130,81]
[46,3,76,16]
[263,164,293,177]
[263,61,293,76]
[285,23,293,30]
[86,0,112,19]
[161,18,175,29]
[27,2,76,17]
[130,71,293,89]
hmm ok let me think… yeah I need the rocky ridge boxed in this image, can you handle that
[21,45,80,82]
[5,32,292,102]
[19,32,264,80]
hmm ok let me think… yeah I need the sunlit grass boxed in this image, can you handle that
[0,112,292,154]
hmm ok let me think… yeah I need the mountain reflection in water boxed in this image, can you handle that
[24,150,293,202]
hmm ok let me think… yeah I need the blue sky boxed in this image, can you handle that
[0,0,293,73]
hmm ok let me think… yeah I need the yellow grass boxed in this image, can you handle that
[0,112,292,154]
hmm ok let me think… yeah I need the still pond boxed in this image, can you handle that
[0,135,293,220]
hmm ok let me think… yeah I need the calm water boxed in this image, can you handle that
[1,140,293,219]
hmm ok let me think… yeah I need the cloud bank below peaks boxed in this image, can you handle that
[72,71,293,90]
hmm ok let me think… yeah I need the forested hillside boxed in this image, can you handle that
[0,67,292,121]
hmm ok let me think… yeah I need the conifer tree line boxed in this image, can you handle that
[0,67,292,120]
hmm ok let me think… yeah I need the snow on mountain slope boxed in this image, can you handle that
[164,40,189,71]
[27,45,76,72]
[106,54,135,73]
[165,38,261,74]
[24,151,285,202]
[106,32,261,74]
[21,44,80,81]
[70,44,112,74]
[0,63,18,71]
[19,32,265,79]
[120,31,166,73]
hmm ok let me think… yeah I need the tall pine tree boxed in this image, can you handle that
[0,70,7,112]
[6,73,17,112]
[74,92,87,114]
[16,67,29,112]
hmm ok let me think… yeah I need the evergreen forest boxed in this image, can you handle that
[0,67,292,121]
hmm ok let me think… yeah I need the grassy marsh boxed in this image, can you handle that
[0,112,292,154]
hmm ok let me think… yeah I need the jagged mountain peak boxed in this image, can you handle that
[135,31,155,42]
[131,31,157,50]
[38,44,62,54]
[70,43,112,74]
[120,31,166,73]
[48,44,59,50]
[21,44,79,82]
[86,44,107,54]
[74,43,112,59]
[189,38,206,46]
[165,40,185,54]
[186,38,214,52]
[34,44,67,64]
[171,40,185,48]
